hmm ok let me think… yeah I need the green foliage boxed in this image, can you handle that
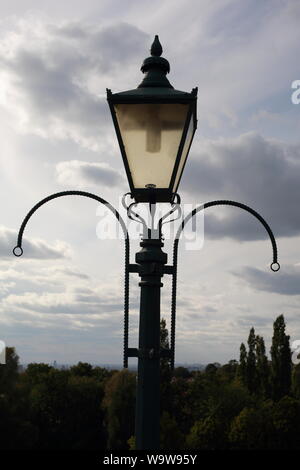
[246,327,257,394]
[255,335,270,398]
[160,411,183,449]
[102,369,136,449]
[173,367,192,379]
[186,416,225,450]
[160,318,169,350]
[1,314,299,451]
[160,318,172,414]
[127,435,136,450]
[70,362,93,377]
[292,364,300,398]
[270,314,292,400]
[272,396,300,449]
[93,366,113,383]
[205,363,219,376]
[169,376,194,436]
[185,373,251,449]
[0,347,38,450]
[0,394,38,449]
[24,363,54,388]
[218,360,238,383]
[28,368,106,449]
[0,347,19,393]
[229,403,274,449]
[237,343,247,386]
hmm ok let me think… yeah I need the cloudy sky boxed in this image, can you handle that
[1,0,300,366]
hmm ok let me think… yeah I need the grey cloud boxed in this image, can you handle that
[182,133,300,240]
[75,292,139,310]
[56,160,124,188]
[2,280,128,316]
[10,298,123,315]
[49,21,147,67]
[81,164,122,186]
[233,265,300,296]
[3,291,122,315]
[0,19,148,151]
[205,0,270,45]
[185,311,215,321]
[0,277,62,298]
[235,314,272,328]
[0,266,89,298]
[54,267,90,280]
[0,226,70,260]
[91,22,148,71]
[73,287,94,295]
[75,294,105,303]
[203,305,218,313]
[49,22,88,40]
[4,48,109,142]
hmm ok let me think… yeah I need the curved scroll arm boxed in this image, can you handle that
[122,193,148,233]
[12,190,131,369]
[170,199,280,370]
[127,202,148,231]
[158,194,182,233]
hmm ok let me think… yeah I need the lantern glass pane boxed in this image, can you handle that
[114,103,189,189]
[172,114,195,192]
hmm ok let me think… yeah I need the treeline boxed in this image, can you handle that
[0,315,300,450]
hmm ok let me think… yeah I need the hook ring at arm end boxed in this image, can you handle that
[270,262,280,272]
[13,246,23,257]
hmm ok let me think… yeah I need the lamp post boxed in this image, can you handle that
[13,36,280,451]
[107,35,197,450]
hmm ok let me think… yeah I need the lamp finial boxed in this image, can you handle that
[139,35,172,88]
[151,35,163,57]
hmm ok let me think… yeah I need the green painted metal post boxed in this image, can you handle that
[135,236,167,450]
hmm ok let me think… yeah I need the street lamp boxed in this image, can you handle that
[107,35,197,203]
[13,35,280,451]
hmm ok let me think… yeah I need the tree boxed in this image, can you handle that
[270,315,292,400]
[25,363,53,386]
[186,416,225,450]
[0,393,38,450]
[218,360,238,383]
[28,368,105,450]
[160,411,183,449]
[93,366,112,383]
[205,363,219,376]
[246,328,257,394]
[255,335,270,398]
[229,407,261,449]
[273,396,300,449]
[160,318,169,351]
[160,318,172,414]
[0,348,38,449]
[237,343,247,386]
[64,375,106,449]
[0,347,19,393]
[70,362,93,377]
[102,370,136,449]
[229,403,274,450]
[173,367,191,380]
[186,378,251,450]
[292,363,300,399]
[170,375,194,436]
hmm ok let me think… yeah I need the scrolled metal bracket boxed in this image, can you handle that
[158,193,182,233]
[169,199,280,370]
[12,190,131,369]
[122,192,148,236]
